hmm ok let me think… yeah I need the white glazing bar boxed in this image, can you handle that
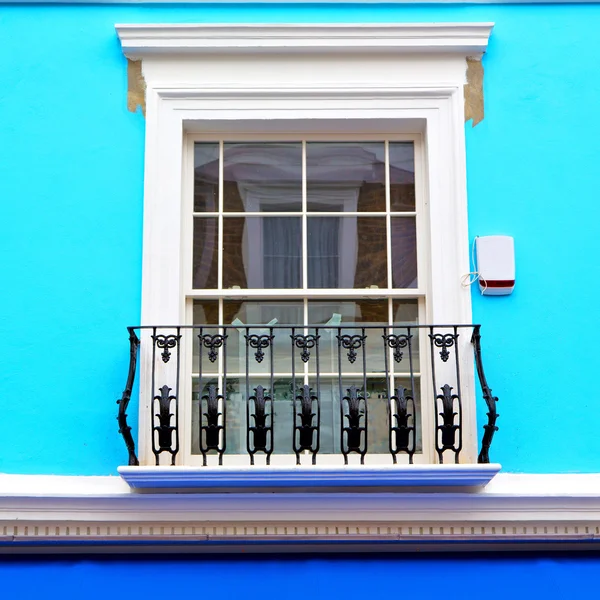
[187,289,425,298]
[302,140,308,291]
[303,298,309,387]
[386,141,396,408]
[193,211,417,217]
[217,141,224,292]
[385,141,393,292]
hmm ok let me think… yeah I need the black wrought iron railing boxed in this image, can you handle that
[117,324,498,467]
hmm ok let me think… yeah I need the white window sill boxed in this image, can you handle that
[117,463,502,491]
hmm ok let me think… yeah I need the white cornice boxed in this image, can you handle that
[2,474,600,551]
[115,23,494,59]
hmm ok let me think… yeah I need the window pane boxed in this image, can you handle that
[223,143,302,212]
[223,217,302,289]
[191,301,220,375]
[222,301,303,374]
[389,142,415,212]
[307,217,387,288]
[194,143,219,212]
[306,142,386,212]
[223,300,304,326]
[192,300,219,324]
[392,299,420,372]
[308,300,388,375]
[192,217,218,289]
[391,217,418,288]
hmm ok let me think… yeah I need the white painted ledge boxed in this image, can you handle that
[2,473,600,550]
[118,464,501,490]
[115,23,494,59]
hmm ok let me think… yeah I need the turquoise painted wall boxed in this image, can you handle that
[1,4,599,475]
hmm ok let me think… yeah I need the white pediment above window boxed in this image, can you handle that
[116,22,493,57]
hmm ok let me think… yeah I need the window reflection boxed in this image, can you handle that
[306,142,386,212]
[194,143,219,212]
[223,217,302,289]
[223,143,302,213]
[307,217,387,288]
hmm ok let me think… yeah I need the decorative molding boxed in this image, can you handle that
[115,23,494,59]
[118,464,502,490]
[2,474,600,551]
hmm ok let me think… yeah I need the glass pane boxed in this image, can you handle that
[389,142,416,212]
[392,300,420,373]
[194,143,219,212]
[222,301,304,375]
[307,217,387,288]
[223,217,302,289]
[306,142,386,212]
[392,299,418,324]
[223,143,302,212]
[192,301,220,375]
[192,300,219,325]
[391,217,418,288]
[192,217,218,289]
[308,300,388,375]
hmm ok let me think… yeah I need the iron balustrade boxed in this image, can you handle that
[117,324,498,467]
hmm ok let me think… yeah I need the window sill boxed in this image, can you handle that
[117,463,502,492]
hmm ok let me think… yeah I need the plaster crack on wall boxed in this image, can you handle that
[127,58,146,116]
[464,57,484,127]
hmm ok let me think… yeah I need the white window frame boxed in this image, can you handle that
[183,134,429,467]
[116,22,494,468]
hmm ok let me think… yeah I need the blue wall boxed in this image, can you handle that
[1,4,599,475]
[2,553,600,599]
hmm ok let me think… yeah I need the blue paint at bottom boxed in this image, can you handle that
[2,553,600,599]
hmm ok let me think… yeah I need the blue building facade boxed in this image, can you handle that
[1,1,600,593]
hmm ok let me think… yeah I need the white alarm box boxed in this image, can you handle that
[475,236,515,295]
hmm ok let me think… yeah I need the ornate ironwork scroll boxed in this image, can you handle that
[472,326,499,463]
[117,328,140,466]
[152,384,178,465]
[292,334,319,363]
[341,385,367,464]
[430,333,457,363]
[389,385,416,464]
[384,333,412,364]
[245,334,274,363]
[247,385,273,465]
[152,334,181,363]
[293,385,319,464]
[200,384,225,466]
[200,334,226,364]
[435,384,461,463]
[337,334,366,364]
